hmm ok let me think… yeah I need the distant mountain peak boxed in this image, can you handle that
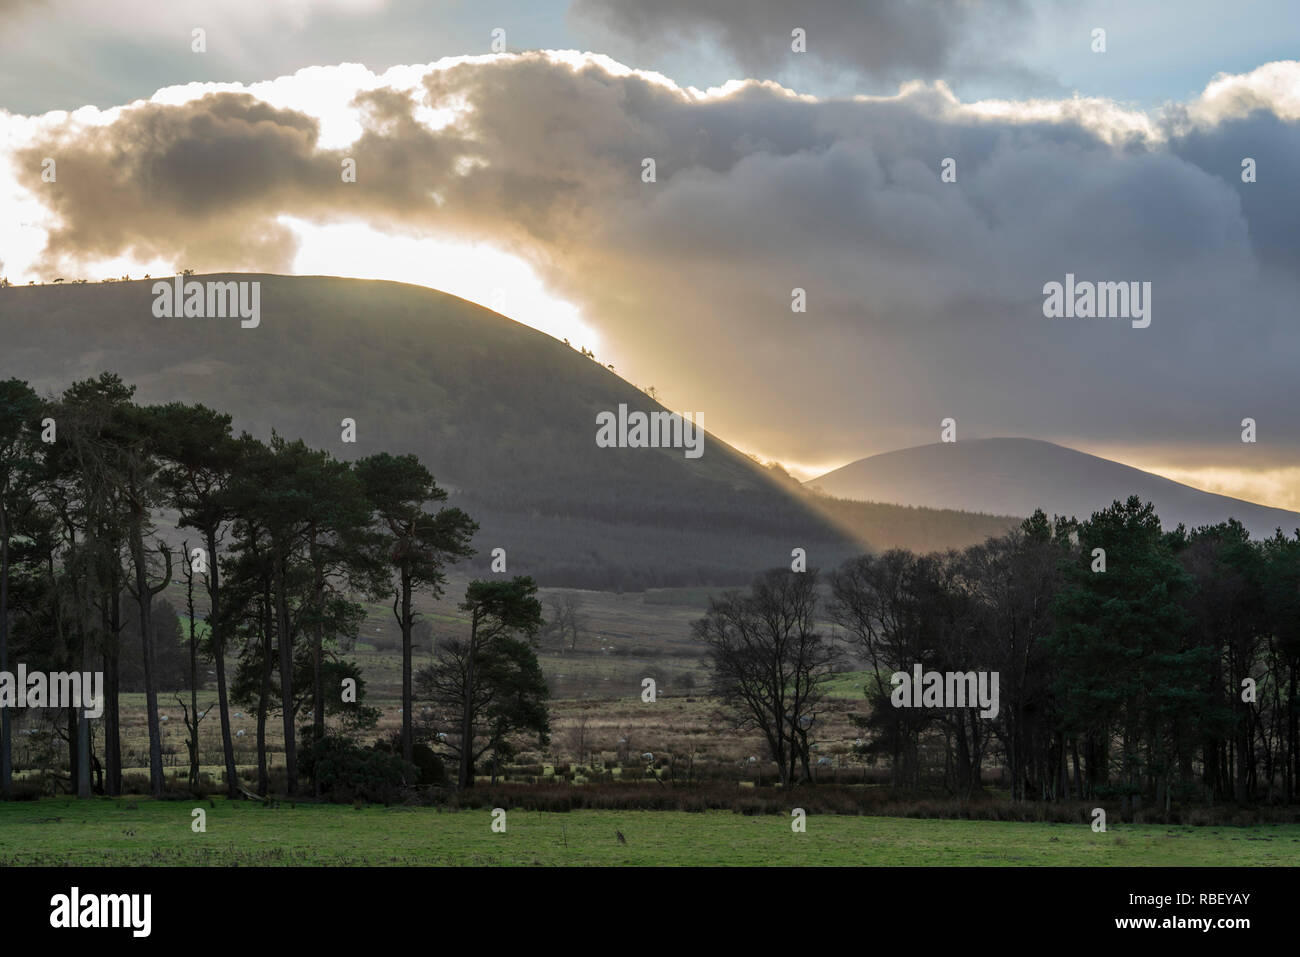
[809,438,1300,539]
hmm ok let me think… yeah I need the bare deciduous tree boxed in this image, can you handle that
[544,591,587,652]
[694,568,838,787]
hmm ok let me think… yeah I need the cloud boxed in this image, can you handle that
[13,94,333,271]
[4,54,1299,477]
[1184,61,1300,125]
[3,0,387,30]
[570,0,1038,88]
[0,0,48,15]
[0,0,400,115]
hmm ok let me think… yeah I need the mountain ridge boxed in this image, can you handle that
[808,437,1300,540]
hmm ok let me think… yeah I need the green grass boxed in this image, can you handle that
[2,798,1296,866]
[824,670,873,700]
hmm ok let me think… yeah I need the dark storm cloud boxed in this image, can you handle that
[15,89,469,271]
[570,0,1036,86]
[1165,108,1300,273]
[16,95,330,270]
[14,54,1300,467]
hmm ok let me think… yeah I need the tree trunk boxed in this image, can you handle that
[130,519,165,798]
[954,713,973,798]
[401,572,413,765]
[256,593,273,796]
[1236,671,1251,802]
[104,582,122,797]
[207,528,239,799]
[76,712,91,798]
[76,621,90,798]
[774,713,790,789]
[1071,738,1082,800]
[188,576,200,790]
[310,533,325,755]
[103,647,118,796]
[274,547,296,795]
[1288,667,1297,805]
[458,611,478,789]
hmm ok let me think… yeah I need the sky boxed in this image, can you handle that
[1,0,1298,505]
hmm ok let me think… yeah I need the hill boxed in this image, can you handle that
[0,275,853,589]
[808,437,1300,540]
[2,276,1071,586]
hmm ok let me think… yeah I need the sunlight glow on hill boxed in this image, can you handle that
[282,216,602,350]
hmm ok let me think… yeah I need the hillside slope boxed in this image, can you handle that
[4,274,861,587]
[808,437,1300,540]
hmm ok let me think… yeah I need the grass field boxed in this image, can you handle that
[823,670,873,699]
[2,798,1296,866]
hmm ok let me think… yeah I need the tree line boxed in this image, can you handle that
[0,373,549,801]
[697,499,1300,812]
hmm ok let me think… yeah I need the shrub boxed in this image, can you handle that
[372,732,447,786]
[302,734,414,804]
